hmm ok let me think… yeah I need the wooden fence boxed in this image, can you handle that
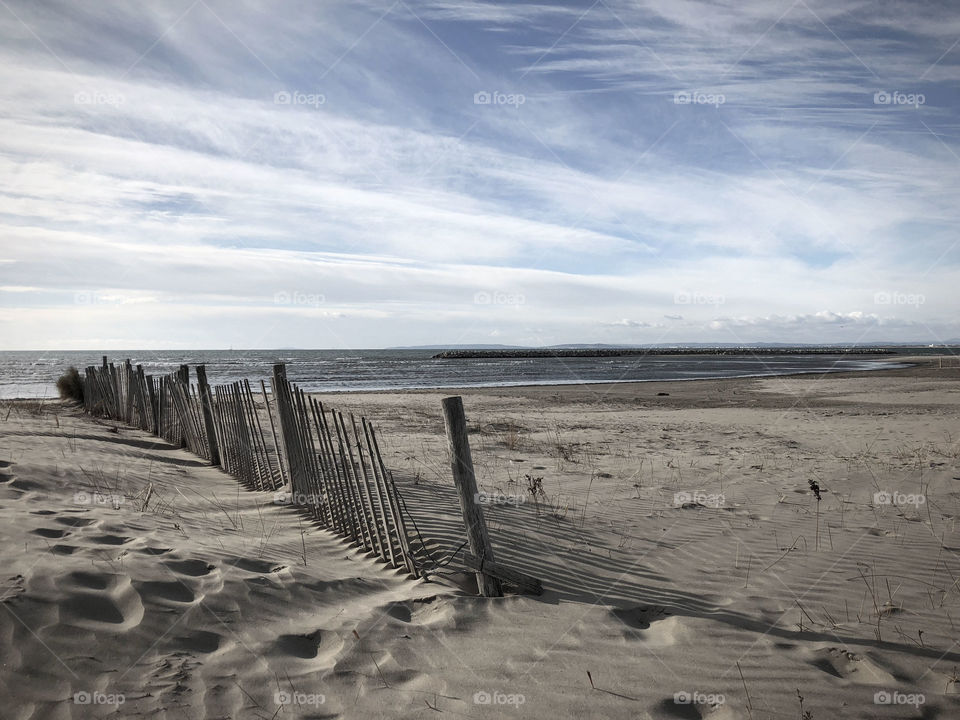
[79,357,541,596]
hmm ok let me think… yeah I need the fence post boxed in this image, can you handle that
[177,364,190,447]
[124,359,134,423]
[441,396,502,597]
[196,365,221,466]
[272,364,302,490]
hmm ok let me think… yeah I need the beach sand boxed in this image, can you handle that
[2,357,959,718]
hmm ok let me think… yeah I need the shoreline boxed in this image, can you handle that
[3,355,935,403]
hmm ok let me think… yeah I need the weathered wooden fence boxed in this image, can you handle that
[79,357,540,596]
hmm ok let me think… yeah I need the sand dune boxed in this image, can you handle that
[3,360,960,718]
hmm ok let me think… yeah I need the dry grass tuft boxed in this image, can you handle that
[56,366,84,403]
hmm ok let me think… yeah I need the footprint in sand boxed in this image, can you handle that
[140,546,173,556]
[173,630,227,654]
[225,557,288,574]
[656,695,736,719]
[8,477,44,491]
[382,596,451,627]
[54,516,97,528]
[274,630,330,659]
[807,646,897,685]
[49,544,79,555]
[610,606,686,648]
[89,533,134,546]
[133,580,200,605]
[30,527,70,539]
[611,605,670,630]
[164,558,217,577]
[59,572,144,632]
[65,571,112,590]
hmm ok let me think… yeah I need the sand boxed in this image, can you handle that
[2,357,960,718]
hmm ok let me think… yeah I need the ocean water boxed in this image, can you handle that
[0,349,918,399]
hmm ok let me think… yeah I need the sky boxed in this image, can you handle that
[1,0,958,349]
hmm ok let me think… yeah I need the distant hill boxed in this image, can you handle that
[395,342,960,351]
[388,344,523,350]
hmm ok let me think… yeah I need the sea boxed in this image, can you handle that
[0,348,938,399]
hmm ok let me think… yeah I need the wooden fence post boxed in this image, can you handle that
[441,396,502,597]
[196,365,220,466]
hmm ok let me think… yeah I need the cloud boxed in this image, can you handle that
[606,319,652,327]
[0,0,957,348]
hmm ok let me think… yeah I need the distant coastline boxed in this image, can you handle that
[432,347,897,359]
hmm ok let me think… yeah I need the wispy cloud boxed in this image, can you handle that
[1,0,957,347]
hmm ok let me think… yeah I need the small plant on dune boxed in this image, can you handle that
[808,479,822,550]
[525,473,547,517]
[56,366,84,403]
[503,423,523,450]
[525,474,545,500]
